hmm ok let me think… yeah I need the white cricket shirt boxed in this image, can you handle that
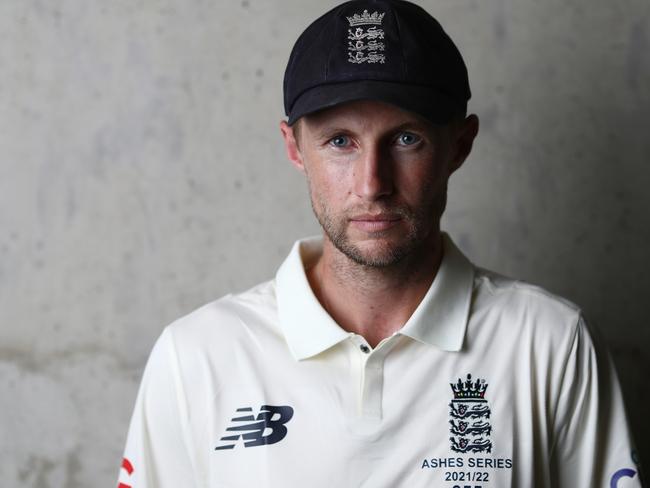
[118,234,642,488]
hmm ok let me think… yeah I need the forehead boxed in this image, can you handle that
[300,99,440,134]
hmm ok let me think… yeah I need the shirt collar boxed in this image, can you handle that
[275,233,475,360]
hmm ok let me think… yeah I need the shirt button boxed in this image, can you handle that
[360,344,370,354]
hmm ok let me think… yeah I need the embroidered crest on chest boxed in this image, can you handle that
[449,374,493,454]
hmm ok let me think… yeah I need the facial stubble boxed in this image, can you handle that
[306,175,448,268]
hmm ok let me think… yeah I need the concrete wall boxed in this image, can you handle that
[1,0,648,486]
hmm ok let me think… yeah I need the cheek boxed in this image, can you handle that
[305,157,353,201]
[396,162,446,201]
[306,170,340,213]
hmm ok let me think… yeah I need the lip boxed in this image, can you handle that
[349,214,401,231]
[350,213,401,222]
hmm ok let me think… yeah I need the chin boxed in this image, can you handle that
[335,234,417,267]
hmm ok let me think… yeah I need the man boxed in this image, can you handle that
[118,1,643,487]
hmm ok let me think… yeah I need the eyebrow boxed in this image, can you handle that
[309,120,433,140]
[309,125,352,140]
[390,121,432,133]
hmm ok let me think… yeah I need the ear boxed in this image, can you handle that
[449,114,479,174]
[279,120,305,173]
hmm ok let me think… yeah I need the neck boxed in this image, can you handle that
[306,232,444,348]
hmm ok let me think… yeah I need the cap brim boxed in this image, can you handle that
[288,80,462,126]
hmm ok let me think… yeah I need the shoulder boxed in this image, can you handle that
[470,266,582,338]
[163,278,281,354]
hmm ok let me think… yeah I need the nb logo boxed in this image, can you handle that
[215,405,294,450]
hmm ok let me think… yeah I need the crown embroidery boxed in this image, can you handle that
[346,9,385,26]
[450,373,488,399]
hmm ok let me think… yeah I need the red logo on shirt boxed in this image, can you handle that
[117,457,134,488]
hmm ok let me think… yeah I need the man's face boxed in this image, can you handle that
[281,100,475,267]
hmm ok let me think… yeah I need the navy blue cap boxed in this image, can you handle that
[283,0,471,125]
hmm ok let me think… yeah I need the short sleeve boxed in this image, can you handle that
[550,315,643,487]
[117,327,199,488]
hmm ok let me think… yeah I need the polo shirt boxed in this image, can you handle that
[118,233,642,488]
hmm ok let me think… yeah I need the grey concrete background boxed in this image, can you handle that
[0,0,648,486]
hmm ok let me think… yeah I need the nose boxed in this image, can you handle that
[352,144,393,200]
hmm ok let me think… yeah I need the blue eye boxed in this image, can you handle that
[330,135,350,148]
[397,132,420,145]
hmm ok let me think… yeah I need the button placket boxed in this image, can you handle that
[360,346,391,419]
[347,334,400,420]
[359,336,402,420]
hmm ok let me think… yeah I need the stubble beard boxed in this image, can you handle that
[309,191,447,268]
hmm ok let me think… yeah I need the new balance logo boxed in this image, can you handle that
[215,405,294,450]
